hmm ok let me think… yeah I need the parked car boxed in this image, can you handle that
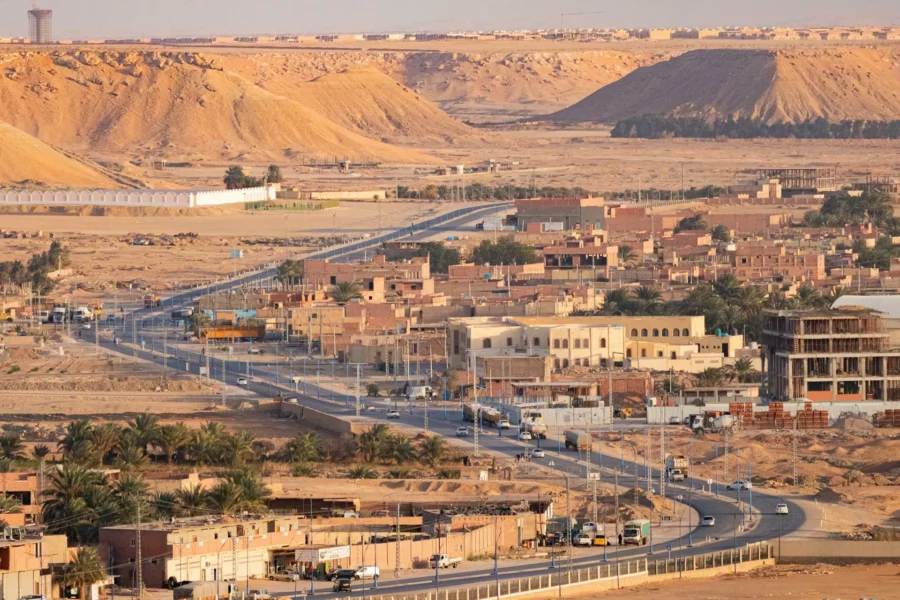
[455,426,469,437]
[354,566,379,579]
[668,416,681,425]
[329,569,357,582]
[386,410,401,419]
[775,503,789,515]
[701,516,716,527]
[518,431,533,441]
[247,590,271,600]
[236,377,248,386]
[529,448,546,458]
[726,480,752,491]
[269,570,301,582]
[498,419,511,429]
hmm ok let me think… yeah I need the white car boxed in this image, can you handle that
[775,503,789,515]
[701,516,716,527]
[269,570,301,582]
[668,416,680,425]
[386,410,401,419]
[354,566,379,579]
[499,419,511,429]
[236,377,248,386]
[518,431,533,441]
[529,448,546,458]
[726,480,752,491]
[455,426,469,437]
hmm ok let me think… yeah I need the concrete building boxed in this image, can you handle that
[515,198,609,232]
[0,471,41,525]
[762,308,900,401]
[100,516,308,589]
[0,533,68,600]
[730,245,825,281]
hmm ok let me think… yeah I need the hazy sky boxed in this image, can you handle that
[2,0,898,38]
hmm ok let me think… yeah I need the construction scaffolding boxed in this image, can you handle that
[758,168,836,192]
[27,8,52,44]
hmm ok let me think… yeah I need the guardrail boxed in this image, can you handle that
[362,542,773,600]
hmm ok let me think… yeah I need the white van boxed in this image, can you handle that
[355,566,379,579]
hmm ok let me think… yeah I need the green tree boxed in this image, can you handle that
[418,435,446,467]
[275,260,304,290]
[58,420,94,455]
[366,383,380,397]
[710,224,731,243]
[0,436,25,461]
[692,367,728,388]
[55,547,107,600]
[224,468,271,512]
[286,432,323,463]
[357,424,391,463]
[384,435,416,465]
[156,423,191,465]
[90,423,122,464]
[42,462,108,542]
[224,166,247,190]
[222,432,256,468]
[31,444,50,461]
[417,242,461,274]
[129,413,161,450]
[204,481,244,516]
[674,214,707,233]
[187,310,212,336]
[617,245,638,267]
[174,485,208,517]
[732,357,758,383]
[348,464,378,479]
[266,164,283,184]
[330,281,363,304]
[472,238,536,265]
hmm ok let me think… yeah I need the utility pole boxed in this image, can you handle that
[592,479,598,524]
[355,364,362,417]
[136,498,144,600]
[395,503,401,578]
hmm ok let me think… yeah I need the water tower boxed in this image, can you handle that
[28,5,53,44]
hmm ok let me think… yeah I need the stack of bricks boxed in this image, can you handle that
[874,409,900,428]
[795,402,830,429]
[729,402,754,425]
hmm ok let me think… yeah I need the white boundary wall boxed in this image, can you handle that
[647,400,900,424]
[0,186,273,208]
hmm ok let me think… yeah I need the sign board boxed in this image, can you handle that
[586,473,600,481]
[294,546,350,562]
[707,479,713,486]
[666,544,672,551]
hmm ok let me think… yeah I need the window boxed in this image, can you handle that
[130,539,136,547]
[671,352,677,359]
[554,339,561,349]
[600,359,608,368]
[652,329,659,337]
[453,330,460,354]
[534,337,541,347]
[562,359,570,368]
[507,337,513,347]
[483,339,492,349]
[657,351,663,357]
[626,349,633,358]
[673,329,680,337]
[641,329,648,337]
[683,328,690,337]
[641,349,647,358]
[583,338,589,348]
[562,339,569,349]
[574,339,581,349]
[600,338,607,348]
[662,328,669,337]
[554,359,561,369]
[574,358,581,366]
[631,329,638,336]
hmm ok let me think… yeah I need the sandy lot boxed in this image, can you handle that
[581,563,900,600]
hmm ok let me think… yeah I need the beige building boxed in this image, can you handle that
[448,315,740,374]
[0,534,68,600]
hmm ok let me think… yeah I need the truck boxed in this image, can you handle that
[51,307,67,324]
[622,519,651,546]
[564,430,592,452]
[407,385,434,401]
[687,413,736,435]
[665,455,688,482]
[171,308,194,320]
[523,420,548,439]
[463,404,479,423]
[143,294,161,308]
[429,554,462,569]
[199,326,265,342]
[482,408,503,428]
[172,581,236,600]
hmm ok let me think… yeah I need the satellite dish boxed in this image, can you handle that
[484,273,492,279]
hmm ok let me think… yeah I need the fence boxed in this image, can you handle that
[363,543,773,600]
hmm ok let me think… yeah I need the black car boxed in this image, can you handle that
[329,569,357,582]
[333,578,353,593]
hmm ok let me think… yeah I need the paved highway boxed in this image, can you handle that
[82,201,800,597]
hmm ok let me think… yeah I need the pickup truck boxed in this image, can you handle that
[429,554,462,569]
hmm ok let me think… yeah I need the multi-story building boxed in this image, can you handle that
[0,471,41,525]
[0,532,68,600]
[515,197,609,232]
[730,245,825,281]
[762,308,900,401]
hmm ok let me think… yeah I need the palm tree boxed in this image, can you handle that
[188,430,221,468]
[31,444,50,462]
[357,424,390,463]
[793,283,824,309]
[765,289,791,310]
[222,432,256,468]
[129,413,161,450]
[825,286,848,307]
[692,367,727,388]
[601,288,632,315]
[654,375,683,398]
[275,260,304,291]
[286,432,323,463]
[205,481,244,516]
[418,436,446,467]
[90,423,122,464]
[330,281,363,304]
[712,274,741,303]
[188,311,212,336]
[55,547,107,600]
[710,224,731,243]
[617,245,638,267]
[112,472,151,524]
[384,435,416,465]
[0,493,22,523]
[348,464,378,480]
[634,286,662,304]
[201,421,226,440]
[0,436,25,461]
[732,357,758,383]
[42,462,106,542]
[156,423,191,465]
[174,485,208,517]
[736,286,767,318]
[114,440,148,471]
[152,491,178,519]
[58,420,93,455]
[225,468,271,512]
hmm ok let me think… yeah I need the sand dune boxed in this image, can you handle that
[549,48,900,124]
[0,122,116,188]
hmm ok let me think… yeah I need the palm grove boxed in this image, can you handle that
[0,417,451,544]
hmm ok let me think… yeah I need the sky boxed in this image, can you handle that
[2,0,898,39]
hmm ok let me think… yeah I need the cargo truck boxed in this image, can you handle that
[143,294,161,308]
[564,430,592,452]
[523,420,548,439]
[665,455,688,482]
[463,404,479,423]
[429,554,461,569]
[622,519,651,546]
[687,413,736,435]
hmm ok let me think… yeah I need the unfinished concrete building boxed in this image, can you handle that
[762,308,900,402]
[757,168,836,194]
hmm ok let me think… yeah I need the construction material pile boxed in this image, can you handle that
[873,409,900,428]
[730,402,830,430]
